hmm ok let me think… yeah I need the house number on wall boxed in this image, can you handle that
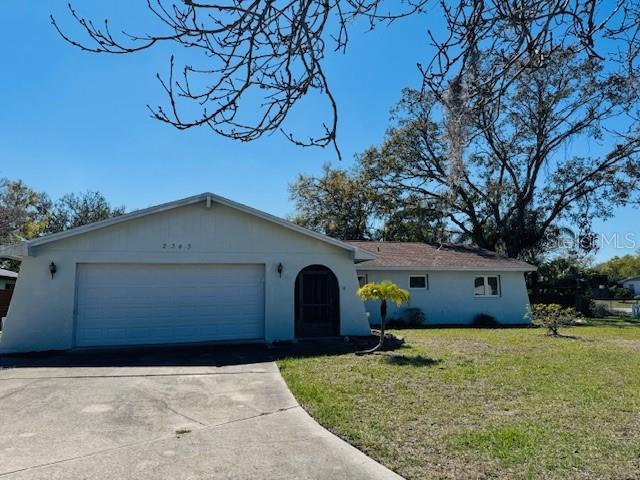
[162,243,192,250]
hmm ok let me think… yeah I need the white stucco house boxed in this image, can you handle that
[352,241,536,326]
[0,193,535,354]
[620,277,640,295]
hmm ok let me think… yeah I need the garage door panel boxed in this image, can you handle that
[75,264,265,347]
[80,298,262,312]
[81,286,263,304]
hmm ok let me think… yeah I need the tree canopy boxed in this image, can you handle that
[0,179,50,245]
[46,192,125,234]
[292,45,640,259]
[596,253,640,281]
[289,163,451,242]
[289,164,377,240]
[356,45,638,260]
[0,180,125,270]
[356,281,410,306]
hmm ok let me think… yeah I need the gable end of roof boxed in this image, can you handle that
[14,193,376,261]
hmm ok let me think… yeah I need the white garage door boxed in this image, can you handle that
[75,263,265,347]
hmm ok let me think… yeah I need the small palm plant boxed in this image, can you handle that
[356,281,410,354]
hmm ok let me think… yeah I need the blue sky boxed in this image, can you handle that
[1,2,637,262]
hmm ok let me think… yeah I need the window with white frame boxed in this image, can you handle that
[474,276,500,296]
[409,274,428,289]
[357,274,368,288]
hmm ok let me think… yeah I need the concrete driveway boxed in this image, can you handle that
[0,345,401,480]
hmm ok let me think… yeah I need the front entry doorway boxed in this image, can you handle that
[294,265,340,337]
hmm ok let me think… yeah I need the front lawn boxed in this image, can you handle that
[278,320,640,479]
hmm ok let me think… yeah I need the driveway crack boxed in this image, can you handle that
[0,379,41,401]
[136,388,209,427]
[0,405,300,477]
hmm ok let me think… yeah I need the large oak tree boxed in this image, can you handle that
[360,46,640,259]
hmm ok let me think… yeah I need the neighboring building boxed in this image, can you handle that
[0,268,17,291]
[620,277,640,295]
[0,268,18,321]
[351,242,536,326]
[0,193,536,354]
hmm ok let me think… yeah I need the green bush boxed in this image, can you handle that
[589,301,610,318]
[576,294,593,315]
[406,308,426,326]
[527,304,582,336]
[612,287,634,300]
[387,308,426,327]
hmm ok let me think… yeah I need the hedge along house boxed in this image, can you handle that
[350,242,536,326]
[0,193,375,354]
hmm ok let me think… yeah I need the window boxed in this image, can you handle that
[474,276,500,297]
[5,283,14,290]
[409,275,428,289]
[357,274,368,288]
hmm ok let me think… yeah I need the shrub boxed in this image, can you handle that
[589,301,610,318]
[473,313,499,328]
[527,304,582,336]
[406,308,426,326]
[386,308,426,327]
[612,287,634,300]
[576,295,594,315]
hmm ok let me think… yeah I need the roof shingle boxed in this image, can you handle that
[350,241,536,271]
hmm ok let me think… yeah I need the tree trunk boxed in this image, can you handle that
[356,299,388,355]
[378,299,388,350]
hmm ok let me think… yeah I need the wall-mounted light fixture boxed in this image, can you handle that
[49,261,57,279]
[277,263,283,278]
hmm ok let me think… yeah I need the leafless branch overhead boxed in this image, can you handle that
[52,1,640,158]
[51,1,428,159]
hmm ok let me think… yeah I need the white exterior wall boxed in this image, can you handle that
[358,269,531,325]
[1,201,370,353]
[622,279,640,295]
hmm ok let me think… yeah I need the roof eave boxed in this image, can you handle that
[620,276,640,283]
[0,242,28,260]
[356,265,537,272]
[353,250,377,262]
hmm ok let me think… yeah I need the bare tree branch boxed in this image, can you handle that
[51,1,428,158]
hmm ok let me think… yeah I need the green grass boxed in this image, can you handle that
[278,320,640,479]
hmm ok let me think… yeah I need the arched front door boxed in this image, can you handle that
[295,265,340,337]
